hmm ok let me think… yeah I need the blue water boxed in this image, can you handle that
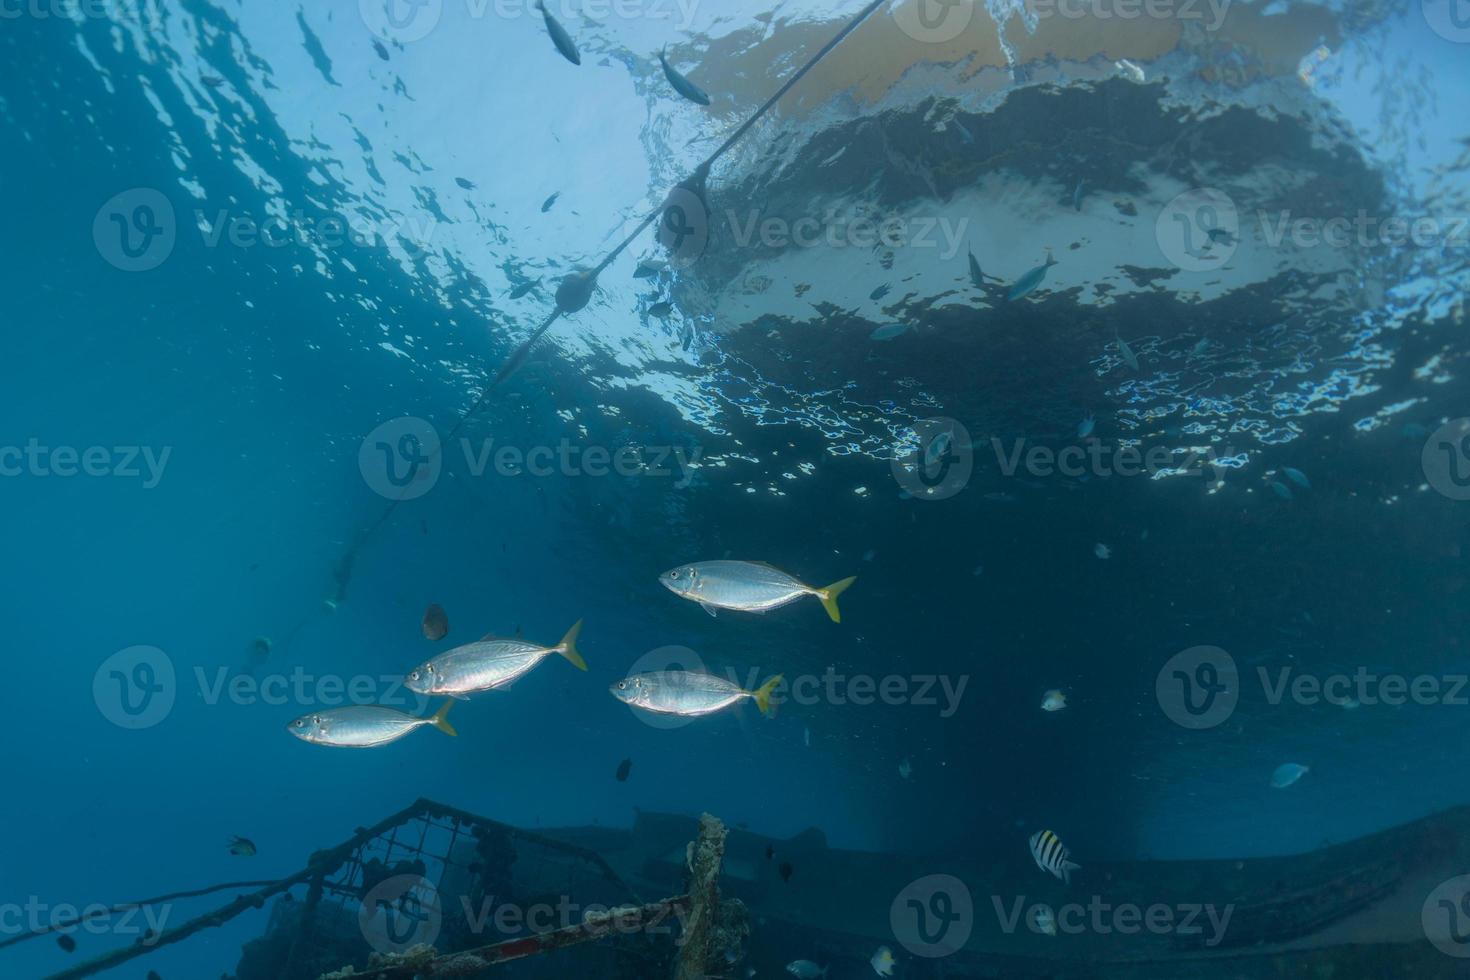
[4,1,1470,977]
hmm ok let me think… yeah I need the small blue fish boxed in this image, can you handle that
[1270,481,1293,500]
[455,177,476,190]
[541,191,560,213]
[1191,338,1210,356]
[537,2,580,65]
[870,323,909,341]
[1271,763,1309,788]
[952,118,974,144]
[1071,180,1084,211]
[509,279,539,299]
[1117,336,1139,371]
[648,301,674,318]
[659,47,711,106]
[1282,467,1311,489]
[1077,413,1095,439]
[1007,252,1058,302]
[870,283,891,301]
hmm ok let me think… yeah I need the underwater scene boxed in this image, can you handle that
[5,0,1470,977]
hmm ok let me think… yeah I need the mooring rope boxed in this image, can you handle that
[309,0,891,637]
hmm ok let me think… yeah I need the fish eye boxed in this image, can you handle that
[409,670,420,681]
[616,680,627,690]
[293,719,305,729]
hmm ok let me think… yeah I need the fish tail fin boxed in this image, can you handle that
[429,700,458,737]
[556,620,588,671]
[816,576,857,623]
[752,674,784,717]
[1062,860,1080,885]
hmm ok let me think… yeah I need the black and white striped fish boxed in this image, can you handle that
[1029,830,1080,884]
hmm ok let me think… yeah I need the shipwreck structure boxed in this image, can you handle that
[8,798,1470,978]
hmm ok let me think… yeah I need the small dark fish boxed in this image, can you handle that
[200,75,224,89]
[455,177,476,190]
[765,844,774,860]
[648,301,673,318]
[869,283,890,301]
[422,603,449,641]
[1206,226,1235,245]
[537,2,580,65]
[57,935,76,952]
[658,47,711,106]
[248,637,272,664]
[1072,180,1085,211]
[372,39,389,61]
[147,972,161,980]
[248,562,259,572]
[541,191,560,213]
[968,247,986,289]
[509,279,540,299]
[616,758,632,782]
[779,861,793,883]
[228,836,257,857]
